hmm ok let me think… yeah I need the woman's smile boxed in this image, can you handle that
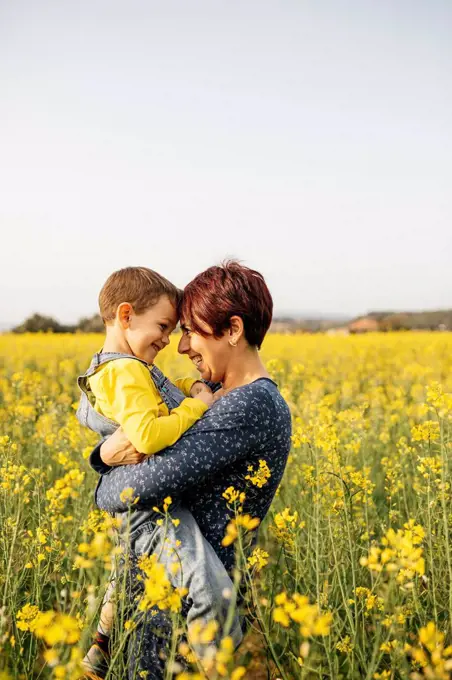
[192,353,210,380]
[192,354,203,369]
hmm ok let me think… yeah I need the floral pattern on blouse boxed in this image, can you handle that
[90,377,292,571]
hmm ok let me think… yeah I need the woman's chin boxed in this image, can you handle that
[198,366,212,382]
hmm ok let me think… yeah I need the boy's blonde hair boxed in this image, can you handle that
[99,267,182,323]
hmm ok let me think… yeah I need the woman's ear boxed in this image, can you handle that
[228,316,244,346]
[117,302,133,329]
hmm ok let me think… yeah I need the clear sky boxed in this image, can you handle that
[1,0,451,325]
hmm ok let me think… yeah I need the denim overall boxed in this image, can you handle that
[76,352,243,654]
[76,351,185,438]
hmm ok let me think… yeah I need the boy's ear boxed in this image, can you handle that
[117,302,133,329]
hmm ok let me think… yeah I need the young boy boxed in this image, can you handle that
[76,267,242,679]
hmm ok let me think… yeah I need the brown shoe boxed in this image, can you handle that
[81,643,110,680]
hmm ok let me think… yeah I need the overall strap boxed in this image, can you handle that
[149,365,185,411]
[77,352,184,412]
[77,352,148,399]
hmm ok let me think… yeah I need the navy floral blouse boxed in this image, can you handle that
[90,377,292,571]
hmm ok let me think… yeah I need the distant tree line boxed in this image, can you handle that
[10,309,452,334]
[12,313,104,334]
[378,310,452,331]
[362,310,452,332]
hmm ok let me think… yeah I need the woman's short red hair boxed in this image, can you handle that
[181,261,273,349]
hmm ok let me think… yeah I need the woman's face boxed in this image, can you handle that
[178,320,231,383]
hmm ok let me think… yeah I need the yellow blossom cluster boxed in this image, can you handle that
[272,592,332,637]
[221,515,260,547]
[411,420,440,443]
[244,459,271,488]
[409,622,452,679]
[426,382,452,418]
[351,587,384,613]
[360,520,425,584]
[222,486,246,507]
[246,548,269,572]
[46,468,85,514]
[271,507,301,549]
[137,554,187,613]
[16,605,82,645]
[181,621,246,678]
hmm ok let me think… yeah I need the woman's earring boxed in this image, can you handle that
[229,339,237,347]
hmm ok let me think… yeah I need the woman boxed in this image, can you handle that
[89,261,292,678]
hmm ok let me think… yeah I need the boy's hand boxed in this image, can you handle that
[193,390,214,408]
[190,381,213,398]
[190,381,214,408]
[212,387,225,403]
[100,428,146,467]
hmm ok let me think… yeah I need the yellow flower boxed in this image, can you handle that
[43,648,59,665]
[245,459,271,488]
[336,636,354,654]
[426,381,452,417]
[380,639,399,653]
[273,591,332,637]
[271,507,300,549]
[247,548,269,572]
[419,621,445,653]
[215,636,235,675]
[411,420,440,443]
[360,521,425,584]
[221,514,260,547]
[20,610,82,646]
[188,619,218,646]
[16,604,40,632]
[222,486,246,506]
[137,554,187,613]
[354,587,384,612]
[273,606,291,627]
[119,487,138,505]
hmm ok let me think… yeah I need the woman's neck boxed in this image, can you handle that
[222,345,270,394]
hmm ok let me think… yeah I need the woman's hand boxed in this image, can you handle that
[100,427,146,467]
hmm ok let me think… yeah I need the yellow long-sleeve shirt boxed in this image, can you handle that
[87,358,207,455]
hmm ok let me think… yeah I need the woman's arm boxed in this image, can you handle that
[93,383,275,514]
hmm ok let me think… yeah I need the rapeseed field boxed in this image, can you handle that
[1,332,451,679]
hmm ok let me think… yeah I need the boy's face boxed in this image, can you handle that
[121,295,178,364]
